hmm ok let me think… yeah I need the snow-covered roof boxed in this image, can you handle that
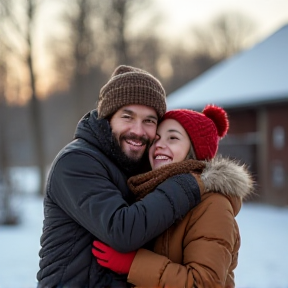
[167,24,288,111]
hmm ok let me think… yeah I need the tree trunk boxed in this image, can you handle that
[26,0,46,195]
[0,63,18,225]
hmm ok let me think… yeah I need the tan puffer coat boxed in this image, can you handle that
[127,156,254,288]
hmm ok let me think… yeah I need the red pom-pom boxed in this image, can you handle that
[202,104,229,137]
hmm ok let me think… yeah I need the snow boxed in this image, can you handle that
[0,195,288,288]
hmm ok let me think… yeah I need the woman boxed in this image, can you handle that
[92,105,254,288]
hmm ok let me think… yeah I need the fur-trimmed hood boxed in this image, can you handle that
[201,156,254,200]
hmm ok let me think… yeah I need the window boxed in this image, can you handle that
[273,126,285,149]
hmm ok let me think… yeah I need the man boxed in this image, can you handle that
[37,65,202,287]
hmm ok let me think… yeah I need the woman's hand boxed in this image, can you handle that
[92,240,136,274]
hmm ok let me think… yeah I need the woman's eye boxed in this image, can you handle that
[170,136,179,140]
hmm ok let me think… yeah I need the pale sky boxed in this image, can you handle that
[153,0,288,42]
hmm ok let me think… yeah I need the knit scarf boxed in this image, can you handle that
[128,159,206,200]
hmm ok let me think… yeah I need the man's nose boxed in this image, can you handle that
[130,121,146,136]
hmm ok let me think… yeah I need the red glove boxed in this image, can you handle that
[92,240,136,274]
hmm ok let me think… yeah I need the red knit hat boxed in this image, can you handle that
[162,105,229,160]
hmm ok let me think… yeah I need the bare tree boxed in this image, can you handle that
[49,0,101,124]
[159,10,258,94]
[192,11,256,60]
[49,0,159,120]
[65,0,95,122]
[93,0,135,67]
[0,0,46,195]
[91,0,158,69]
[0,46,19,224]
[162,48,218,94]
[101,0,130,65]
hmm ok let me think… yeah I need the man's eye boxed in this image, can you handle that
[145,119,157,124]
[122,115,132,119]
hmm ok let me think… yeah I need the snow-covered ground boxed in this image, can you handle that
[0,194,288,288]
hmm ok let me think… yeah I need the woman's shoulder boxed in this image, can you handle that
[201,155,254,200]
[195,192,242,218]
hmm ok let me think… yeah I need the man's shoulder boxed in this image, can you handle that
[53,138,124,176]
[58,138,103,160]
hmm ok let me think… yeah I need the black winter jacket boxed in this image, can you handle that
[37,110,200,288]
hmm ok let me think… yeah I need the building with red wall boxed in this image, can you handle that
[167,24,288,206]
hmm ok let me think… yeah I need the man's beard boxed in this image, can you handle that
[111,133,151,177]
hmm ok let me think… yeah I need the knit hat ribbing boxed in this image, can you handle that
[162,105,229,160]
[97,65,167,119]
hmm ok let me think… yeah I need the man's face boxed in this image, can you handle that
[110,104,158,162]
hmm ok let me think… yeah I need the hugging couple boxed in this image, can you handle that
[37,65,253,288]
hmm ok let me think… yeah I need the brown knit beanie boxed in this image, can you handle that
[97,65,167,119]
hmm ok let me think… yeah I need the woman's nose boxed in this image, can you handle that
[155,138,166,149]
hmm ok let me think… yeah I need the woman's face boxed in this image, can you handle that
[149,118,191,170]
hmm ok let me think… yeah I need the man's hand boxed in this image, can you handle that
[92,240,136,274]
